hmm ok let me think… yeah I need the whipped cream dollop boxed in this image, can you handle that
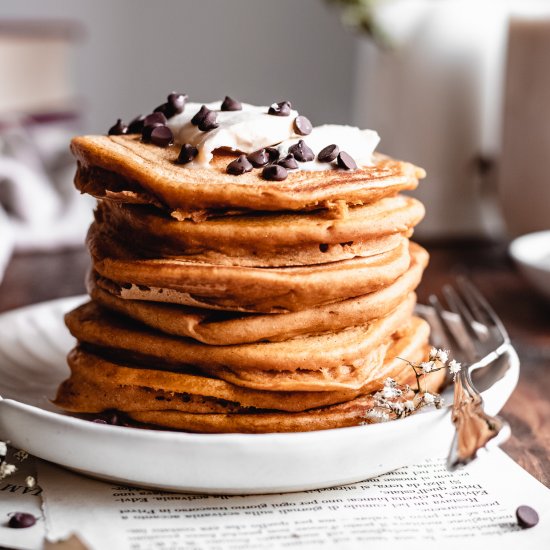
[166,101,379,170]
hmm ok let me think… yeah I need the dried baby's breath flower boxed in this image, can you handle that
[449,359,462,380]
[0,462,17,480]
[422,392,436,405]
[382,385,402,399]
[404,400,416,412]
[428,347,439,361]
[420,361,435,373]
[365,409,390,423]
[436,349,449,363]
[0,441,7,458]
[25,476,37,489]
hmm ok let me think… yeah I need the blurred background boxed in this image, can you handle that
[1,0,550,285]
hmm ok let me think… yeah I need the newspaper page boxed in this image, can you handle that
[28,448,548,550]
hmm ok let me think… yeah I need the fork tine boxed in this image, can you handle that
[457,276,510,342]
[443,284,490,349]
[428,294,473,362]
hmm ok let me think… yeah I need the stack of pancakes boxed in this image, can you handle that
[55,119,444,433]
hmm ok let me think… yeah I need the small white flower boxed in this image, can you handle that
[449,359,462,379]
[436,349,449,363]
[421,361,434,373]
[390,402,405,413]
[404,400,416,412]
[429,347,439,361]
[382,386,402,399]
[384,377,397,388]
[0,441,7,458]
[25,476,36,489]
[0,462,17,480]
[365,409,390,423]
[422,392,436,405]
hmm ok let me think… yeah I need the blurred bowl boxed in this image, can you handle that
[509,230,550,301]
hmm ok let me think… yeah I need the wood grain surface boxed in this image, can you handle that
[0,240,548,486]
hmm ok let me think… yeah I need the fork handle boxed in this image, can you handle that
[447,368,508,469]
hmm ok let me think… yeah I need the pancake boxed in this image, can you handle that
[125,373,443,433]
[89,232,415,314]
[87,243,428,344]
[94,194,424,266]
[71,134,425,217]
[126,364,446,434]
[65,293,416,389]
[54,317,435,418]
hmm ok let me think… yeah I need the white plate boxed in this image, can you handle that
[509,230,550,301]
[0,297,519,494]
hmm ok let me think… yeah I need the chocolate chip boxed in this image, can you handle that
[227,155,253,175]
[127,115,146,134]
[337,151,357,170]
[268,101,292,116]
[144,112,167,127]
[265,147,280,162]
[176,144,198,164]
[288,140,314,162]
[247,149,269,167]
[318,144,339,162]
[516,505,539,528]
[191,105,211,126]
[150,126,174,147]
[8,513,36,529]
[154,92,187,119]
[262,164,288,181]
[294,115,312,136]
[108,119,127,135]
[221,96,242,111]
[278,153,299,170]
[198,111,219,132]
[142,123,164,143]
[168,92,187,113]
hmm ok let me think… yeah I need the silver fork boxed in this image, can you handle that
[428,277,512,470]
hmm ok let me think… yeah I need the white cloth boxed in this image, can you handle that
[0,115,94,283]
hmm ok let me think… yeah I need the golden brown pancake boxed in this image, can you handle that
[94,194,424,267]
[64,294,416,391]
[71,135,425,217]
[54,317,439,424]
[89,232,415,313]
[87,243,428,344]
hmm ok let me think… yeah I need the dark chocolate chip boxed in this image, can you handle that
[265,147,280,162]
[198,111,219,132]
[294,115,312,136]
[108,119,127,135]
[221,96,242,111]
[141,123,163,143]
[227,155,253,175]
[516,506,539,529]
[191,105,211,126]
[268,101,292,116]
[176,144,199,164]
[154,92,188,119]
[288,140,314,162]
[247,149,269,167]
[337,151,357,170]
[127,115,146,134]
[318,144,339,162]
[168,92,187,113]
[262,164,288,181]
[8,513,36,529]
[144,112,167,126]
[150,126,174,147]
[278,153,299,170]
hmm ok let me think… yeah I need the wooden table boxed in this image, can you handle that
[0,241,548,486]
